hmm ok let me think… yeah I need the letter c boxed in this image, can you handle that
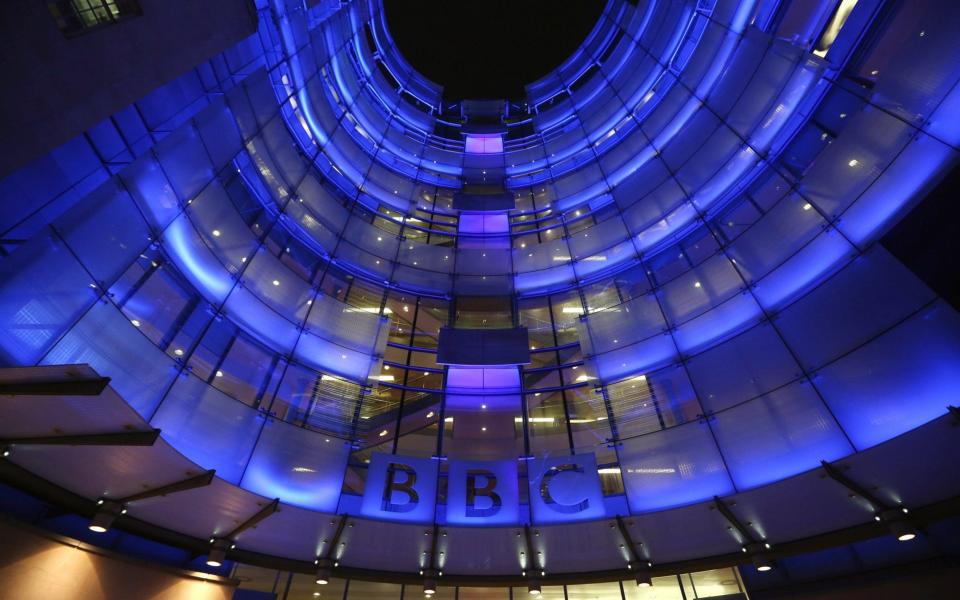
[540,463,589,514]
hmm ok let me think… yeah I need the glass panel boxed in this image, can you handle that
[510,586,566,600]
[621,575,684,599]
[241,418,349,512]
[688,568,742,598]
[817,300,960,450]
[619,421,734,512]
[566,582,624,599]
[711,381,853,489]
[150,374,265,483]
[345,581,403,599]
[685,322,800,413]
[41,300,176,418]
[0,232,96,364]
[458,588,509,599]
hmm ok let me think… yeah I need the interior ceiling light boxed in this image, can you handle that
[315,558,334,584]
[205,538,233,567]
[422,569,439,596]
[879,507,918,541]
[745,542,775,572]
[630,561,653,587]
[88,499,125,533]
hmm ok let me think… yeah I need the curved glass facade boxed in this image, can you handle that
[2,0,960,586]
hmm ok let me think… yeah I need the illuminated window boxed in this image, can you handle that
[813,0,860,57]
[48,0,142,36]
[465,134,504,154]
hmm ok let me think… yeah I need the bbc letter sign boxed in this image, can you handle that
[360,452,605,525]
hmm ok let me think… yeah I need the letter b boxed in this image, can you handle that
[381,462,419,513]
[465,469,502,518]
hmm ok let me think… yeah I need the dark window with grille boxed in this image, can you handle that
[48,0,142,36]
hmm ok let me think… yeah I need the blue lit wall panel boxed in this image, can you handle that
[153,126,215,202]
[590,335,677,383]
[619,421,735,512]
[838,135,958,246]
[295,329,379,381]
[580,293,665,354]
[803,108,915,222]
[223,286,301,354]
[725,194,827,283]
[224,79,263,142]
[711,381,854,489]
[247,136,293,203]
[776,249,935,370]
[659,255,743,325]
[41,301,177,418]
[305,293,388,355]
[817,301,960,450]
[672,292,762,355]
[53,179,151,285]
[0,135,104,235]
[609,364,702,440]
[240,251,313,320]
[685,322,801,414]
[186,181,260,272]
[161,211,235,303]
[194,100,244,169]
[240,418,349,512]
[262,119,310,186]
[752,229,855,311]
[572,238,636,280]
[150,374,265,483]
[0,233,96,365]
[119,155,182,231]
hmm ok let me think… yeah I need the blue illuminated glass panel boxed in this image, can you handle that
[619,421,735,512]
[817,301,960,450]
[241,419,350,512]
[150,375,265,483]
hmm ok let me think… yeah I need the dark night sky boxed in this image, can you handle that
[384,0,605,100]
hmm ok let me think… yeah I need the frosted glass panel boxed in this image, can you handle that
[161,212,235,304]
[581,293,665,354]
[120,155,180,230]
[55,179,151,285]
[817,301,960,450]
[154,125,214,201]
[711,381,853,489]
[619,421,734,512]
[686,322,800,413]
[0,233,95,364]
[42,301,177,418]
[777,248,934,370]
[194,99,243,168]
[222,285,300,355]
[590,335,677,383]
[673,292,762,354]
[151,374,265,483]
[241,418,349,511]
